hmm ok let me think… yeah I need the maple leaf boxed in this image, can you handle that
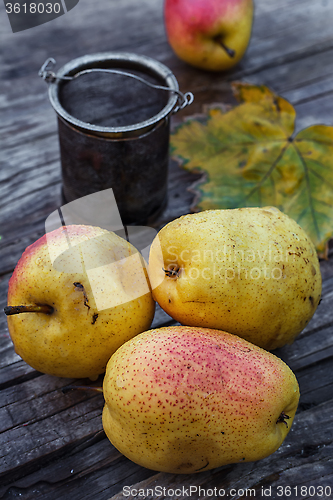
[170,82,333,258]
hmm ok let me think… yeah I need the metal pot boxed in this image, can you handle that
[40,53,193,225]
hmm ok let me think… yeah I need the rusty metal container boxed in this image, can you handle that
[40,53,193,225]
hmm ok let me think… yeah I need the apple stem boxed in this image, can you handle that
[4,304,54,316]
[214,36,236,58]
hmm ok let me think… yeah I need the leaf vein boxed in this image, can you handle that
[294,144,320,241]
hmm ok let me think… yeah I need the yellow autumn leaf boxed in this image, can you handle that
[170,82,333,258]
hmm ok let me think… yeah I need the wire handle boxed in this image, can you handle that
[39,57,193,114]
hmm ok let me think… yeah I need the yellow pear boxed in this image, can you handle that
[102,325,300,473]
[6,225,155,379]
[148,207,322,350]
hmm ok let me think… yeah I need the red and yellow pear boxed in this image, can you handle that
[103,325,300,473]
[5,225,155,379]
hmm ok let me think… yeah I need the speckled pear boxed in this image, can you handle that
[148,207,322,350]
[102,326,300,473]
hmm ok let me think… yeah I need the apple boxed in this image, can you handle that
[164,0,254,71]
[102,325,300,473]
[148,207,322,350]
[5,225,155,379]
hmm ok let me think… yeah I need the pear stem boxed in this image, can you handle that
[4,304,54,316]
[214,35,236,58]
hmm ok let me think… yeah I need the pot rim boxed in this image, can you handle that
[47,52,179,138]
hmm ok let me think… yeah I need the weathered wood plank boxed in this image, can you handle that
[0,374,98,434]
[0,360,39,391]
[0,394,104,482]
[296,357,333,407]
[0,438,156,500]
[274,275,333,370]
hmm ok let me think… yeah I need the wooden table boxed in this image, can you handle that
[1,0,333,498]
